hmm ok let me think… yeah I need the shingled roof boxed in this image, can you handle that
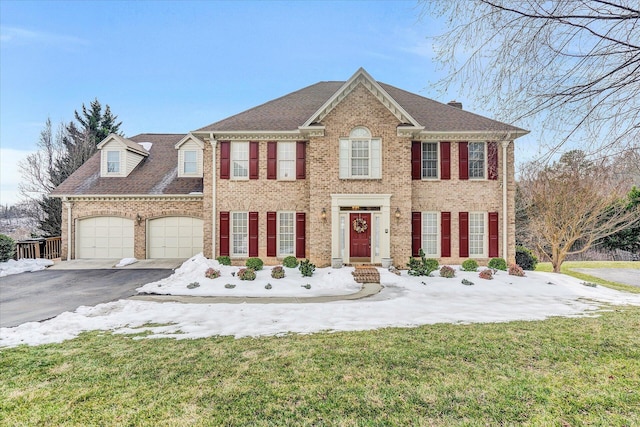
[52,134,203,197]
[197,75,525,134]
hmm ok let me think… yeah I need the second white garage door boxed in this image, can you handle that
[77,217,134,259]
[148,217,203,258]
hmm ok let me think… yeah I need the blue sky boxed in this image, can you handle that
[0,0,536,205]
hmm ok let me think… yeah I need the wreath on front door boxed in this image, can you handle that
[352,217,368,233]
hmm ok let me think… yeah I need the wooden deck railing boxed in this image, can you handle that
[15,237,61,260]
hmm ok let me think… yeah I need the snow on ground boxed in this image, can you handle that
[2,255,640,348]
[137,254,360,297]
[0,258,53,277]
[115,258,138,268]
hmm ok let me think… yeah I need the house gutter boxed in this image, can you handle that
[501,136,511,261]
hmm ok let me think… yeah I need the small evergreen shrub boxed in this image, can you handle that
[205,268,221,279]
[515,246,538,270]
[282,256,299,268]
[488,257,507,271]
[216,256,231,266]
[461,259,478,272]
[508,263,526,277]
[479,269,494,280]
[0,234,16,262]
[271,266,285,279]
[238,268,256,281]
[439,265,456,278]
[299,259,316,277]
[245,257,264,271]
[407,249,439,276]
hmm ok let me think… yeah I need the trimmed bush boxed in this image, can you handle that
[515,246,538,270]
[282,256,299,268]
[271,266,285,279]
[216,256,231,266]
[237,268,256,281]
[439,265,456,278]
[508,263,526,277]
[0,234,15,262]
[407,249,439,276]
[245,257,264,271]
[488,257,507,271]
[479,269,494,280]
[299,259,316,277]
[205,268,220,279]
[461,259,478,272]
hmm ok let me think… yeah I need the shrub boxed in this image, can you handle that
[488,257,507,271]
[461,259,478,272]
[299,259,316,277]
[508,263,526,277]
[237,268,256,281]
[205,268,220,279]
[515,246,538,270]
[245,257,264,271]
[216,256,231,266]
[282,256,299,268]
[439,265,456,278]
[271,266,285,279]
[407,249,439,276]
[479,269,494,280]
[0,234,16,262]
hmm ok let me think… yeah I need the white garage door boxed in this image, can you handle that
[77,217,134,259]
[148,217,203,258]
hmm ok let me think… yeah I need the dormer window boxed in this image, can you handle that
[183,150,197,174]
[107,151,120,173]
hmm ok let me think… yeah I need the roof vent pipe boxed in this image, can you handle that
[447,100,463,109]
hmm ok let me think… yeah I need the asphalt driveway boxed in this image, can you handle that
[572,268,640,288]
[0,269,173,328]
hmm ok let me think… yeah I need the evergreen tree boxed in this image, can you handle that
[597,187,640,253]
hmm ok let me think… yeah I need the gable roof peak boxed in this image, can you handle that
[97,133,149,156]
[301,68,422,128]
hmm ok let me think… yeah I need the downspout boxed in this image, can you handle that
[501,136,511,261]
[212,139,217,258]
[64,197,73,261]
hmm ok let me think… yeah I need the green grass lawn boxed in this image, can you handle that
[536,261,640,293]
[2,306,640,426]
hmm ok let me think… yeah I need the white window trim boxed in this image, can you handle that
[468,211,488,258]
[421,211,440,257]
[106,150,122,175]
[421,142,440,180]
[182,150,199,176]
[276,211,296,257]
[339,127,381,180]
[230,211,248,257]
[277,141,296,181]
[468,141,487,180]
[231,141,249,181]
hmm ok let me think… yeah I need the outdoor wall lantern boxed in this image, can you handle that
[395,207,401,222]
[321,208,327,222]
[136,213,143,225]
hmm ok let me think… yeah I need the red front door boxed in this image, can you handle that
[350,213,371,260]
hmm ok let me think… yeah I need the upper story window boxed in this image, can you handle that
[421,142,438,179]
[339,127,381,179]
[278,141,295,180]
[107,151,120,173]
[232,142,249,179]
[468,142,486,179]
[183,150,197,174]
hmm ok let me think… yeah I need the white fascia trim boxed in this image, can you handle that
[52,194,204,201]
[417,130,529,141]
[175,133,206,149]
[192,130,303,141]
[302,67,421,128]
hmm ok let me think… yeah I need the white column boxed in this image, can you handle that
[501,139,510,260]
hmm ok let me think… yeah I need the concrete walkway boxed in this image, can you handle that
[49,258,185,270]
[130,282,383,304]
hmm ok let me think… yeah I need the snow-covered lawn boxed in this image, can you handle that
[2,254,640,348]
[0,258,53,277]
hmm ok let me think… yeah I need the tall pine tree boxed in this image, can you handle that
[36,99,122,236]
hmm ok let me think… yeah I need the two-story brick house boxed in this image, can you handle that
[53,68,527,267]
